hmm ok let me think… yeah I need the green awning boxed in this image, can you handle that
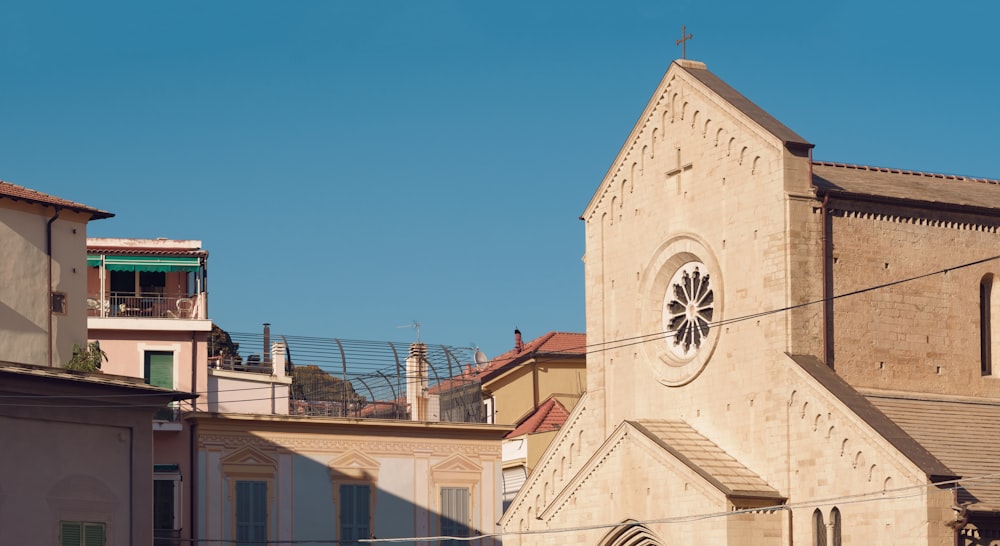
[86,255,201,272]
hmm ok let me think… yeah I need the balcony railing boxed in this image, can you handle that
[208,355,274,375]
[153,529,181,546]
[153,405,181,423]
[87,292,203,319]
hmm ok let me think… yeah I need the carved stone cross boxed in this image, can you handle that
[666,148,692,194]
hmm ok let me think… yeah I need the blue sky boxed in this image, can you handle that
[3,1,998,360]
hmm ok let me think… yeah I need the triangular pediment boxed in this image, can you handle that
[220,445,276,468]
[536,420,781,522]
[328,450,380,481]
[430,453,481,474]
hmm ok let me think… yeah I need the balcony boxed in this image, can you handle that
[87,292,206,320]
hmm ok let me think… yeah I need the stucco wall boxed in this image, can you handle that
[0,200,90,367]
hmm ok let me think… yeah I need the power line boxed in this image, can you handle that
[15,252,1000,408]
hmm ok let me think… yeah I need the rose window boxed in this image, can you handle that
[662,262,714,359]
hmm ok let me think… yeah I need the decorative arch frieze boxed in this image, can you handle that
[584,65,788,223]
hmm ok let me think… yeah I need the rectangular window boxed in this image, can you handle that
[440,487,470,544]
[144,351,174,389]
[51,292,67,314]
[59,521,106,546]
[110,270,135,294]
[235,480,267,545]
[140,271,166,294]
[339,484,371,545]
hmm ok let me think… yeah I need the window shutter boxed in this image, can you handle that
[60,522,105,546]
[340,484,371,544]
[60,522,82,546]
[144,352,174,389]
[235,480,267,543]
[440,487,470,538]
[83,523,106,546]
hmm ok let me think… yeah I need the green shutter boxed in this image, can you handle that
[60,522,82,546]
[144,352,173,389]
[60,522,105,546]
[83,523,105,546]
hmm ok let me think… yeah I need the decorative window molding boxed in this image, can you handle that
[431,455,481,539]
[329,451,380,544]
[221,446,276,544]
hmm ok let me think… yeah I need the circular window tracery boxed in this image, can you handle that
[663,262,714,359]
[640,235,723,387]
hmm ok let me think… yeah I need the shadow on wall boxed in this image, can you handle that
[193,429,493,546]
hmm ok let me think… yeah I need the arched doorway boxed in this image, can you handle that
[598,520,663,546]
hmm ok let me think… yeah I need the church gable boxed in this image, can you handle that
[582,59,812,225]
[539,420,765,523]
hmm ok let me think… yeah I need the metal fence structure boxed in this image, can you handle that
[214,331,486,423]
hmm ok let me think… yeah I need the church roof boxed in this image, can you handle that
[630,420,784,501]
[813,161,1000,213]
[678,61,812,150]
[865,392,1000,511]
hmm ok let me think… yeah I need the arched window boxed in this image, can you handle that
[982,274,995,375]
[813,509,827,546]
[830,507,842,546]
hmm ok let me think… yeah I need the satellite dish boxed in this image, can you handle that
[474,347,488,369]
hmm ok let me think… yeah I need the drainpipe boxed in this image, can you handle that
[46,207,62,367]
[191,332,198,411]
[821,191,833,368]
[806,149,834,369]
[189,420,198,546]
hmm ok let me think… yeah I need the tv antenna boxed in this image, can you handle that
[397,321,421,342]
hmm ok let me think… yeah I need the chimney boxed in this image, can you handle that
[406,343,429,421]
[515,328,523,352]
[263,323,271,368]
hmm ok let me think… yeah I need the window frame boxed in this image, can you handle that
[153,469,183,535]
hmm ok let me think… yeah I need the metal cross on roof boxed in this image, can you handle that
[676,25,693,59]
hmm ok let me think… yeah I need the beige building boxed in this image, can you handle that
[0,182,112,366]
[0,180,191,545]
[500,59,1000,545]
[475,330,586,509]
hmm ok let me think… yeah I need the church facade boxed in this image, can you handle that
[499,59,1000,545]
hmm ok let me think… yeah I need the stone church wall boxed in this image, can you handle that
[828,200,1000,397]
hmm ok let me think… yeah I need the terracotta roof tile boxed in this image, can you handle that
[479,332,586,379]
[87,246,208,257]
[505,397,570,438]
[0,181,113,219]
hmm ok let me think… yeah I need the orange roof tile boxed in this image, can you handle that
[0,180,113,219]
[479,331,586,380]
[505,397,570,438]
